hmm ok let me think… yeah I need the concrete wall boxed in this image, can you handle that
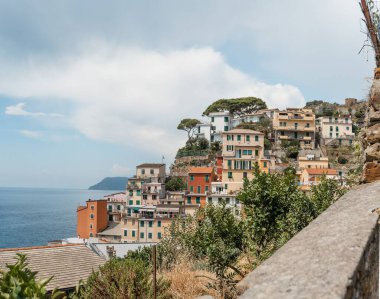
[238,181,380,299]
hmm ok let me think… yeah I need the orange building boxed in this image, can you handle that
[216,156,223,180]
[77,199,108,239]
[186,167,216,207]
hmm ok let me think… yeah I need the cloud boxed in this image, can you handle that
[0,45,305,159]
[18,130,42,139]
[5,102,63,117]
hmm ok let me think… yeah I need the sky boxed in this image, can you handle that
[0,0,375,188]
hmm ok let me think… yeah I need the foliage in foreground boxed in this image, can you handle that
[0,253,64,299]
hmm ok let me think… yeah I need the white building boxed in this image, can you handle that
[209,111,232,142]
[194,123,212,141]
[316,116,354,145]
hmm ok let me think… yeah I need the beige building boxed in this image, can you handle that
[273,108,315,149]
[222,128,265,192]
[298,155,329,170]
[299,168,339,192]
[136,163,166,183]
[316,116,354,145]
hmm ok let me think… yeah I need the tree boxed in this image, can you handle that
[80,258,172,299]
[165,177,187,191]
[177,119,201,139]
[0,254,64,299]
[202,97,267,117]
[237,165,314,260]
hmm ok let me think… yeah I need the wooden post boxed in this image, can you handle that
[153,245,157,299]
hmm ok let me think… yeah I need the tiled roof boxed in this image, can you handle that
[188,167,214,174]
[97,222,122,236]
[305,168,338,175]
[0,244,105,291]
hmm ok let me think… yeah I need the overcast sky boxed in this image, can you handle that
[0,0,375,188]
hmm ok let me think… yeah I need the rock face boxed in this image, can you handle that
[361,68,380,183]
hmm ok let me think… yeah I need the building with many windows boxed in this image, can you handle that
[77,199,108,239]
[186,167,216,206]
[222,128,265,193]
[316,116,354,146]
[273,108,316,149]
[209,111,232,142]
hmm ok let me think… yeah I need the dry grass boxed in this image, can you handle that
[161,259,218,299]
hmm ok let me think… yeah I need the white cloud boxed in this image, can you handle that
[0,44,305,159]
[5,102,63,117]
[18,130,42,139]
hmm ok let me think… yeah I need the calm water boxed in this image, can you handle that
[0,188,121,249]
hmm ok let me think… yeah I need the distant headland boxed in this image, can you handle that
[88,177,129,190]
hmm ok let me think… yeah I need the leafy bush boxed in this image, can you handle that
[337,156,348,164]
[165,177,187,191]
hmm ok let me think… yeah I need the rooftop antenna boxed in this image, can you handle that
[162,155,165,164]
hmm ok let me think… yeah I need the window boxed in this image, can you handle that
[89,232,93,237]
[226,198,230,204]
[246,135,250,142]
[136,200,140,205]
[124,230,128,236]
[148,233,152,239]
[294,132,298,139]
[150,169,154,174]
[227,160,232,169]
[330,126,333,132]
[243,172,247,178]
[224,116,229,122]
[346,127,350,131]
[90,214,94,219]
[91,205,94,210]
[330,133,333,138]
[158,232,162,239]
[129,191,133,196]
[255,135,259,142]
[129,200,133,205]
[205,186,209,192]
[140,232,144,239]
[205,175,209,182]
[196,197,201,204]
[140,221,144,227]
[108,205,112,211]
[263,162,267,168]
[227,145,234,151]
[143,195,148,200]
[208,197,212,203]
[224,126,229,131]
[211,116,215,122]
[197,186,201,193]
[152,195,157,200]
[132,230,136,237]
[141,169,145,175]
[149,221,153,228]
[228,172,233,179]
[224,184,228,189]
[158,220,162,227]
[136,190,141,196]
[190,175,194,181]
[306,132,310,137]
[187,197,192,204]
[190,186,194,192]
[108,215,113,221]
[117,205,121,211]
[306,123,310,128]
[255,149,259,156]
[227,135,231,141]
[336,126,339,131]
[237,135,241,141]
[336,133,339,137]
[90,224,93,229]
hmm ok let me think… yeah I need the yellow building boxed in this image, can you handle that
[273,108,315,149]
[222,129,265,193]
[298,155,329,170]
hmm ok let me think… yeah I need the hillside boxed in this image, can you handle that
[88,177,128,190]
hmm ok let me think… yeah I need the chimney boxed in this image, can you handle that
[106,246,115,259]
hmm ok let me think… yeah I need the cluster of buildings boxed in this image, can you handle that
[77,106,357,244]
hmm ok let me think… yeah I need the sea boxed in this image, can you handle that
[0,187,121,249]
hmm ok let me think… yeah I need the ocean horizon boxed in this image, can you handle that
[0,187,121,249]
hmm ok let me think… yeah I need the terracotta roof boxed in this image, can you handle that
[223,128,264,134]
[0,244,105,291]
[305,168,338,175]
[188,167,214,174]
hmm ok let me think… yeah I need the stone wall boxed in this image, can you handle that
[362,69,380,183]
[237,181,380,299]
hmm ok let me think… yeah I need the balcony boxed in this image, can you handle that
[278,135,289,140]
[276,126,315,132]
